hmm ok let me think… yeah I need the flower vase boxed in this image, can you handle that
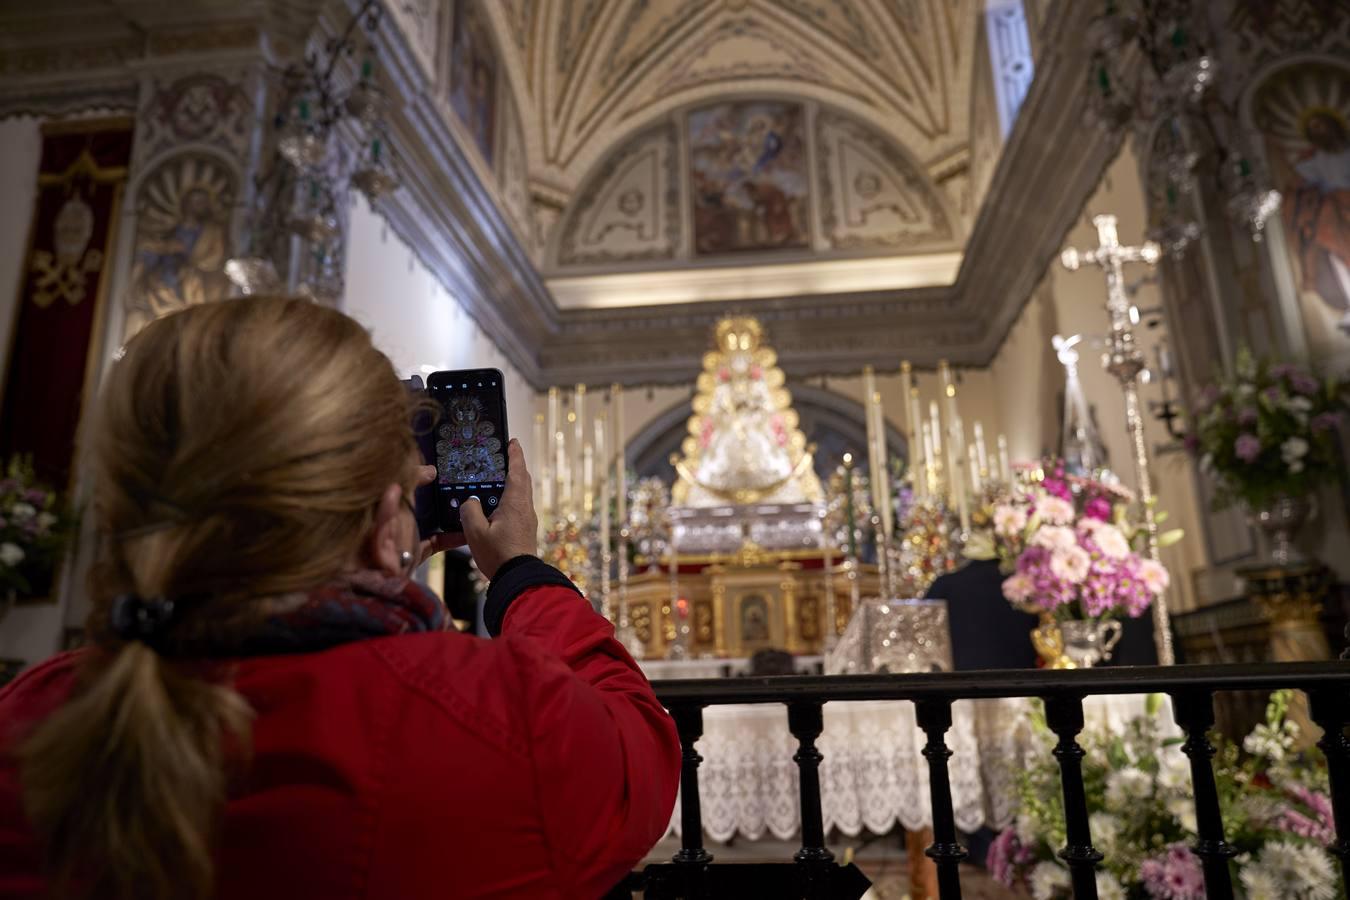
[1059,618,1123,668]
[1248,493,1312,567]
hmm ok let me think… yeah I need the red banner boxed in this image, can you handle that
[0,120,133,487]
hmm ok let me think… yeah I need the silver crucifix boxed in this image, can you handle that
[1062,214,1175,666]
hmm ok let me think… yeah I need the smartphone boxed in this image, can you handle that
[412,369,510,533]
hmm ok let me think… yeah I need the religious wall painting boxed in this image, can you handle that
[448,0,498,165]
[688,101,810,256]
[738,593,770,644]
[125,153,236,336]
[1,122,132,488]
[1252,59,1350,367]
[693,598,715,645]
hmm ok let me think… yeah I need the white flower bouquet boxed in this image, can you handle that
[990,691,1342,900]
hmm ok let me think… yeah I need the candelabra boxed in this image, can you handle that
[225,0,400,302]
[1062,213,1175,665]
[1083,0,1280,255]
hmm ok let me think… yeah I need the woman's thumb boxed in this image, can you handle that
[460,497,488,539]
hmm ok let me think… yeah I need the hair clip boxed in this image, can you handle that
[109,593,177,644]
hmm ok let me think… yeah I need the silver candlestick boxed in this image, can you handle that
[1061,214,1175,666]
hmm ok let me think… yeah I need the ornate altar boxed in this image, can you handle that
[624,316,880,659]
[623,551,881,660]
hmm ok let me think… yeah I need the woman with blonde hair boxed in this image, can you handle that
[0,296,679,899]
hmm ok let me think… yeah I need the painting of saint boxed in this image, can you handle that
[1253,61,1350,363]
[448,0,497,164]
[126,154,235,336]
[688,101,810,255]
[739,594,770,644]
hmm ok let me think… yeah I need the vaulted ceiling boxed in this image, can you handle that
[486,0,980,196]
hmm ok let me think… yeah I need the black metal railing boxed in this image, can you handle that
[622,661,1350,900]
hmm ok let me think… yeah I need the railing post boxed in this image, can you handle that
[1043,696,1101,900]
[915,699,968,900]
[788,700,833,898]
[670,703,711,897]
[1173,689,1236,900]
[1309,688,1350,890]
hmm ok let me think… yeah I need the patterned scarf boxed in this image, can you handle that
[132,570,451,659]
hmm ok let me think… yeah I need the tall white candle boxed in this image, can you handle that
[973,421,989,478]
[547,388,560,519]
[998,434,1011,484]
[873,389,893,541]
[572,385,586,515]
[968,443,982,494]
[598,413,612,619]
[922,421,937,496]
[557,430,571,513]
[909,386,925,499]
[899,361,915,437]
[929,401,942,456]
[862,367,883,519]
[533,412,547,517]
[612,385,627,525]
[582,442,594,518]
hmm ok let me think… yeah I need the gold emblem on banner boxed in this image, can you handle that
[30,194,103,308]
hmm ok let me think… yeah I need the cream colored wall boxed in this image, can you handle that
[0,117,41,375]
[989,283,1061,463]
[0,117,69,664]
[342,195,536,467]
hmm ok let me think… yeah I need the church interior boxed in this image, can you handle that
[3,0,1350,897]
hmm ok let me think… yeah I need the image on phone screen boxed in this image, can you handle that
[426,370,509,531]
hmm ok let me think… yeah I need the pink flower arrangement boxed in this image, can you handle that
[986,826,1035,888]
[1186,352,1349,509]
[1139,844,1206,900]
[991,462,1167,621]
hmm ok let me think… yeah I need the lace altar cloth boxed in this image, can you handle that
[667,693,1173,843]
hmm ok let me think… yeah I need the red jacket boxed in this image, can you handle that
[0,583,680,899]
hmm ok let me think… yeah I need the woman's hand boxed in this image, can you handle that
[460,439,538,579]
[413,466,467,564]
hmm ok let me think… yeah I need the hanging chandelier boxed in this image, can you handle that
[1083,0,1280,256]
[226,0,400,302]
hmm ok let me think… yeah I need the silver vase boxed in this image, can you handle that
[1059,618,1123,668]
[1249,494,1311,567]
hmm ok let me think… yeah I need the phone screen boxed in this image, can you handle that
[426,369,509,532]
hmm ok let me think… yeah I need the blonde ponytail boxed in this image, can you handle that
[18,296,416,898]
[19,643,251,899]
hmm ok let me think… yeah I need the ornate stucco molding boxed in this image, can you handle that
[0,0,1120,390]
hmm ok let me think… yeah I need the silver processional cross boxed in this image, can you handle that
[1061,214,1175,666]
